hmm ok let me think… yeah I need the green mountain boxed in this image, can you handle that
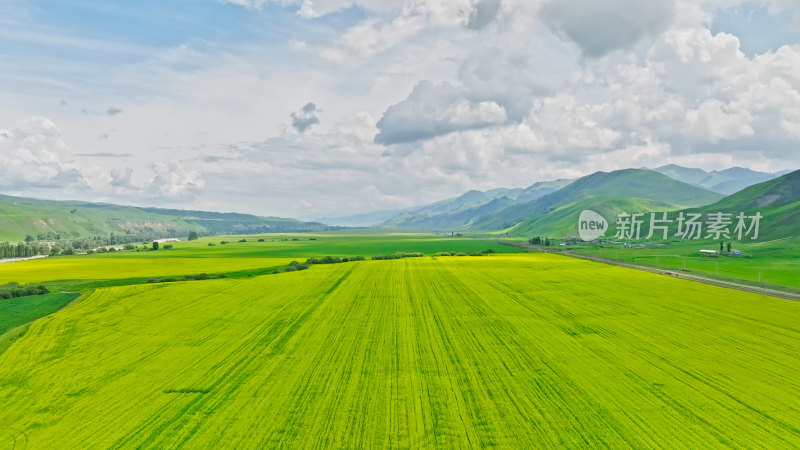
[515,168,800,242]
[473,169,724,236]
[682,169,800,241]
[506,196,678,238]
[0,194,328,242]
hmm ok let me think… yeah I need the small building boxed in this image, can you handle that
[699,249,719,257]
[730,249,742,256]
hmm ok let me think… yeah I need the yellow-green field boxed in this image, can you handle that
[0,256,296,284]
[1,254,798,447]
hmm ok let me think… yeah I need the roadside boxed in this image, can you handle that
[501,241,800,302]
[0,255,48,264]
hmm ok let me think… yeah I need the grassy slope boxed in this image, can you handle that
[504,195,678,237]
[0,194,325,241]
[0,254,798,447]
[691,169,800,241]
[0,194,197,241]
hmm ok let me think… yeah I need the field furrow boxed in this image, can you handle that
[1,253,799,448]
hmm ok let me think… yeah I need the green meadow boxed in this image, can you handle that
[561,236,800,292]
[109,231,522,258]
[0,236,799,447]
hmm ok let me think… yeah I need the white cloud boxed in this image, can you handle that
[147,160,205,200]
[0,116,88,190]
[3,0,800,218]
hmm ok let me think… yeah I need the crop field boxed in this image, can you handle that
[1,253,799,447]
[0,256,297,284]
[0,292,79,336]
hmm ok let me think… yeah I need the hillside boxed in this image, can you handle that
[0,194,328,242]
[474,169,723,236]
[684,169,800,241]
[516,169,800,242]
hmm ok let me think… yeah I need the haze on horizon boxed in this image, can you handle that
[1,0,799,219]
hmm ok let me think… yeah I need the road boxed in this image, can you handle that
[500,241,800,302]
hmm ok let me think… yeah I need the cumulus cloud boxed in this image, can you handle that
[290,102,321,133]
[375,81,507,144]
[147,160,205,200]
[0,116,89,190]
[540,0,676,57]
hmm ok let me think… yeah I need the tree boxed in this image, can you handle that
[188,231,199,241]
[719,241,724,253]
[24,235,34,242]
[726,242,732,253]
[152,241,159,250]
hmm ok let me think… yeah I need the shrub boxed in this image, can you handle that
[163,244,173,250]
[123,244,135,250]
[0,285,47,299]
[220,241,228,245]
[305,256,342,265]
[257,239,265,242]
[482,249,495,254]
[146,278,158,283]
[208,243,216,246]
[238,239,247,243]
[152,241,159,250]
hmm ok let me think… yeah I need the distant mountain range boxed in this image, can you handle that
[651,165,789,195]
[0,195,329,241]
[2,164,797,243]
[312,164,794,240]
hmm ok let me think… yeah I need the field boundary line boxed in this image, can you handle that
[499,241,800,302]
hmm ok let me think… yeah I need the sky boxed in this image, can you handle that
[1,0,800,219]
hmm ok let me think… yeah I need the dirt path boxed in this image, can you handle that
[500,241,800,302]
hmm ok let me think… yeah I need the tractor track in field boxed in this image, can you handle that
[500,241,800,302]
